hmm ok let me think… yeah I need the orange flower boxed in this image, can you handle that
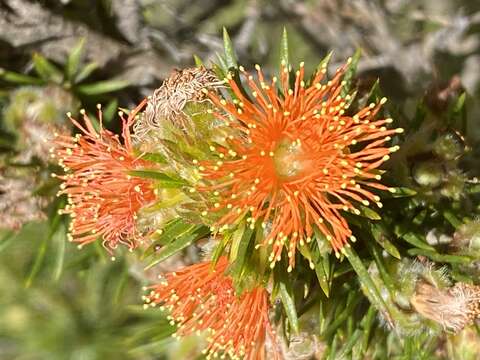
[144,257,280,360]
[53,100,156,253]
[199,60,402,270]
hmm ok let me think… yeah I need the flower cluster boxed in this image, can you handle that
[197,60,402,269]
[53,54,402,359]
[52,100,156,253]
[144,257,280,360]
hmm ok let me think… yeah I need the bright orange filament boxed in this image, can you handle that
[145,257,280,360]
[53,100,156,252]
[199,61,401,269]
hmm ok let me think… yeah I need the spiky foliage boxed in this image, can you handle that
[2,19,480,360]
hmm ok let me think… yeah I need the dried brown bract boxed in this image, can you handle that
[134,67,221,141]
[411,281,480,333]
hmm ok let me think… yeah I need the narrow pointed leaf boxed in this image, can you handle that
[222,27,238,69]
[139,152,168,164]
[279,281,299,334]
[75,62,98,83]
[33,53,63,83]
[76,79,129,96]
[317,51,333,72]
[66,38,86,81]
[357,204,381,220]
[401,232,435,251]
[129,170,187,188]
[360,306,376,355]
[52,222,67,281]
[370,223,401,259]
[340,48,361,97]
[279,27,289,69]
[193,54,204,67]
[407,248,472,264]
[231,225,254,279]
[25,233,48,288]
[148,219,193,248]
[102,98,118,125]
[0,69,44,85]
[146,225,209,269]
[343,245,394,326]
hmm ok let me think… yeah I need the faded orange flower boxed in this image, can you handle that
[53,100,156,253]
[198,60,402,270]
[144,257,280,360]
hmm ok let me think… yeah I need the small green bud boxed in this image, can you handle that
[412,161,443,188]
[433,133,464,160]
[453,220,480,255]
[440,175,464,200]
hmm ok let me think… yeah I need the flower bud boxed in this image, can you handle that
[412,161,443,188]
[452,220,480,256]
[283,333,322,360]
[433,133,464,161]
[3,86,78,163]
[440,174,465,201]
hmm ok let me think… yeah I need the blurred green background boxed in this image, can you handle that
[1,0,479,359]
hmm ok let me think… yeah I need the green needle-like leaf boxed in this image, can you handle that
[33,53,63,83]
[279,280,299,334]
[74,61,99,83]
[222,27,238,69]
[279,27,290,70]
[340,48,361,98]
[0,68,45,85]
[129,170,188,188]
[66,38,86,82]
[343,245,394,327]
[146,225,209,269]
[76,79,129,96]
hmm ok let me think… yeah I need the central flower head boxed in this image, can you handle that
[272,138,306,179]
[198,60,401,270]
